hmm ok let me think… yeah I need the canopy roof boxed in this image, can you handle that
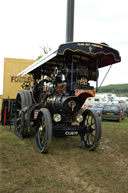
[18,42,121,77]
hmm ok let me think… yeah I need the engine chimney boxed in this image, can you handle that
[66,0,75,42]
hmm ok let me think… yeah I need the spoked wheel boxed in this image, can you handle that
[36,108,52,153]
[14,110,25,138]
[80,109,102,151]
[14,91,32,138]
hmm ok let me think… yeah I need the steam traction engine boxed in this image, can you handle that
[14,42,121,153]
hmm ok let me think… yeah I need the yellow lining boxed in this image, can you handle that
[58,48,120,62]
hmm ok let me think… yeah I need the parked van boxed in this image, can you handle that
[84,96,106,108]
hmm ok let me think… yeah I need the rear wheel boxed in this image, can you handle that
[80,109,102,151]
[36,108,52,153]
[14,91,32,138]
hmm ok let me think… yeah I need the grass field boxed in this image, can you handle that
[0,118,128,193]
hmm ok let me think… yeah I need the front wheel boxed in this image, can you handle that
[80,109,102,151]
[35,108,52,153]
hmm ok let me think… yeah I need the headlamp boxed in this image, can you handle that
[53,113,61,122]
[76,114,83,123]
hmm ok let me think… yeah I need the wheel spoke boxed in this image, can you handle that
[91,124,95,130]
[17,99,21,105]
[86,134,90,145]
[17,109,21,112]
[16,117,21,121]
[85,115,90,126]
[87,133,94,145]
[42,119,45,129]
[91,116,95,125]
[87,134,92,145]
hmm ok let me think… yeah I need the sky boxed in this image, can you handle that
[0,0,128,95]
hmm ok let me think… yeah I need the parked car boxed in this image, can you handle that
[101,104,124,122]
[126,104,128,116]
[89,103,104,116]
[119,102,127,117]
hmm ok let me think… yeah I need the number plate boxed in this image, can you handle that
[107,113,114,115]
[65,131,78,136]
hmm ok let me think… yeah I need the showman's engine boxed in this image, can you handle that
[14,42,121,153]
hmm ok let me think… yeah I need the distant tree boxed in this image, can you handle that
[98,83,128,96]
[36,45,51,61]
[36,55,42,60]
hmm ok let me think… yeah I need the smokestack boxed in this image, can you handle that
[66,0,75,42]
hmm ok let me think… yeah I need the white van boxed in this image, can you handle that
[83,96,106,108]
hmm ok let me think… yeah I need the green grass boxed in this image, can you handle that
[0,118,128,193]
[102,117,128,129]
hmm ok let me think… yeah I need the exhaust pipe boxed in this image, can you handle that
[66,0,75,42]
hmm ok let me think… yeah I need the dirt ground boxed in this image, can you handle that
[0,119,128,193]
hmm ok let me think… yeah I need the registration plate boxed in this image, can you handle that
[106,113,114,115]
[65,131,78,136]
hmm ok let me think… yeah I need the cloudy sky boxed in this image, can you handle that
[0,0,128,95]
